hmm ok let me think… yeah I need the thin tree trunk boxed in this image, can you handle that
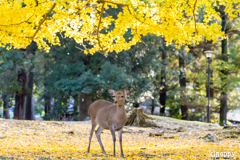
[25,67,35,120]
[179,55,188,120]
[151,98,155,115]
[220,6,228,126]
[159,42,167,115]
[72,96,79,121]
[2,93,10,119]
[73,96,79,113]
[14,69,27,120]
[79,93,92,121]
[44,93,52,114]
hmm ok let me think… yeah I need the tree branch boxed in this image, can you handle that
[28,3,56,40]
[99,0,129,6]
[97,2,105,54]
[127,6,158,27]
[0,14,34,27]
[226,29,240,35]
[127,6,145,24]
[193,0,198,35]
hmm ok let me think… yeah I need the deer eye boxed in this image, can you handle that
[121,96,124,98]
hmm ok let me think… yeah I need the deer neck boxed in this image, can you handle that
[116,104,126,118]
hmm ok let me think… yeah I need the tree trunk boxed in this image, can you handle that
[2,93,10,119]
[179,55,188,120]
[44,93,52,114]
[220,6,228,126]
[25,41,37,120]
[72,96,79,121]
[14,69,27,120]
[79,93,92,121]
[151,98,155,115]
[73,96,79,112]
[25,68,35,120]
[126,108,155,127]
[159,43,167,115]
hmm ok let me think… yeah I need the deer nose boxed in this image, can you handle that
[114,101,117,104]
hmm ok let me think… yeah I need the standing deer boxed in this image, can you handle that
[87,89,130,157]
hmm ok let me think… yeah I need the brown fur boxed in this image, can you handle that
[87,89,130,157]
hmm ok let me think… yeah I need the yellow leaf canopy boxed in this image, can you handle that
[0,0,239,53]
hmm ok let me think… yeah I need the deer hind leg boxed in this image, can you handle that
[95,126,106,155]
[87,122,97,153]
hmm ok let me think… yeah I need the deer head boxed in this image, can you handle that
[108,89,130,106]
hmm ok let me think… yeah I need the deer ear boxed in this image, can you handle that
[125,89,130,96]
[108,89,115,96]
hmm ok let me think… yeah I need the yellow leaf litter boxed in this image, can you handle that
[0,119,239,159]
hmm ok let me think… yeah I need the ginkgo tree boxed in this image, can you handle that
[1,0,240,54]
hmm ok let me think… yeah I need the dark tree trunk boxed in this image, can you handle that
[14,69,27,120]
[79,93,92,121]
[73,96,79,113]
[44,93,52,114]
[25,68,35,120]
[159,43,167,115]
[151,98,155,115]
[220,6,228,126]
[179,55,188,120]
[159,91,166,115]
[2,93,10,119]
[25,41,37,120]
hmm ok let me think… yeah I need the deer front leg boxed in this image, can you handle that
[110,127,116,157]
[87,123,97,153]
[118,128,124,157]
[95,126,106,155]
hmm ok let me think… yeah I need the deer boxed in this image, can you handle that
[87,89,130,157]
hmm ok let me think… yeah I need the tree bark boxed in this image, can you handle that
[44,93,52,114]
[79,93,92,121]
[151,98,155,115]
[25,68,35,120]
[159,43,167,115]
[219,6,228,126]
[73,96,79,113]
[2,93,10,119]
[25,41,37,120]
[14,69,27,120]
[179,55,188,120]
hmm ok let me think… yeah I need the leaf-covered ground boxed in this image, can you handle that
[0,117,239,160]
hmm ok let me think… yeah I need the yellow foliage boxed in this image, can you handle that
[0,119,239,159]
[0,0,240,53]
